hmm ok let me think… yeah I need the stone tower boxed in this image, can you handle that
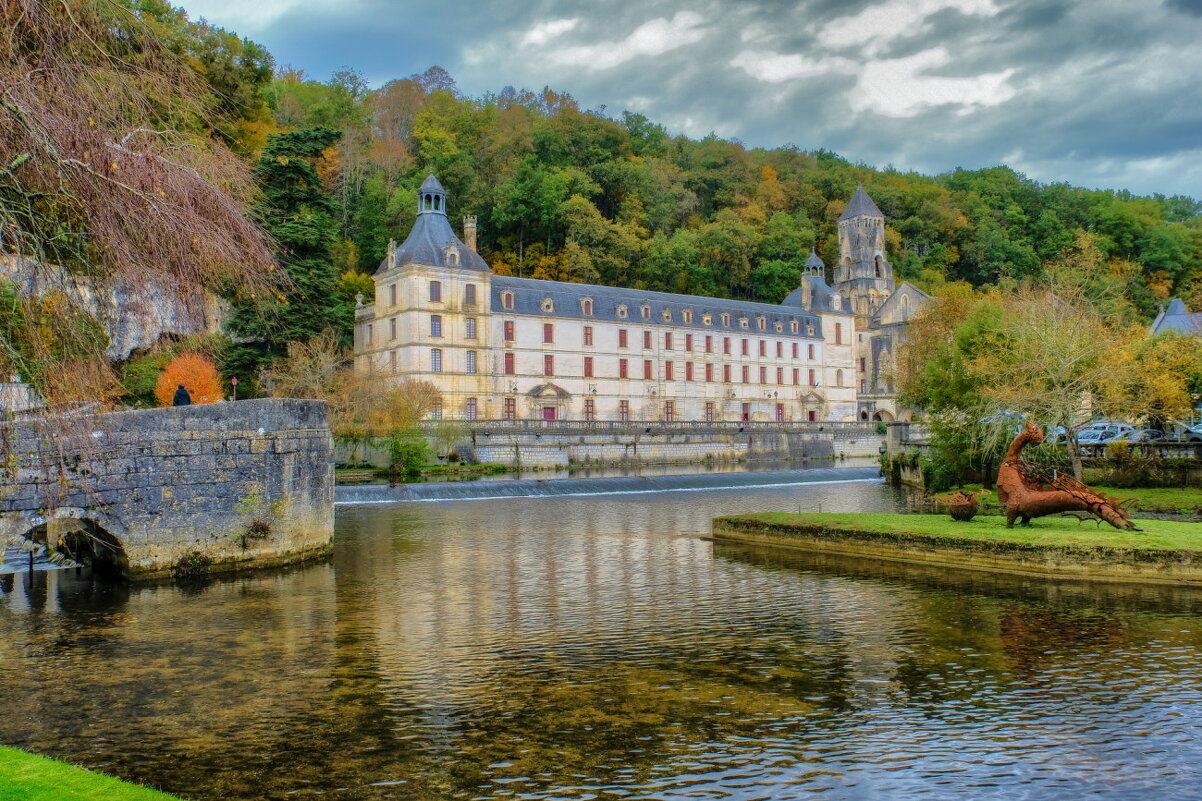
[833,184,894,319]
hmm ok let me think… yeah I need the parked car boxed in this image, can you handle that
[1180,423,1202,443]
[1077,423,1137,444]
[1124,429,1167,443]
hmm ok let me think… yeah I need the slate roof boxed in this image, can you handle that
[804,248,826,272]
[419,173,445,193]
[1151,298,1202,336]
[781,274,841,314]
[491,275,825,339]
[377,175,489,273]
[839,184,884,221]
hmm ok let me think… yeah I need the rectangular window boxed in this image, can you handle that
[466,398,477,420]
[776,367,783,384]
[808,410,817,422]
[619,358,628,379]
[664,332,673,350]
[430,315,442,337]
[583,326,593,346]
[723,364,731,383]
[584,356,594,378]
[706,335,713,353]
[809,368,816,386]
[429,281,441,302]
[584,399,595,420]
[776,403,784,423]
[544,323,554,344]
[741,339,749,356]
[742,365,750,384]
[808,343,815,360]
[619,400,630,421]
[685,333,693,352]
[664,361,673,381]
[776,341,783,358]
[644,360,653,380]
[366,324,373,345]
[861,379,867,392]
[504,352,515,375]
[705,401,714,422]
[390,317,397,340]
[792,368,799,386]
[431,399,443,420]
[544,355,554,377]
[466,350,477,374]
[685,362,694,381]
[389,284,396,305]
[389,350,397,373]
[860,357,867,373]
[759,366,767,384]
[723,337,731,355]
[742,403,750,422]
[792,342,799,359]
[835,322,843,345]
[431,348,442,372]
[465,317,477,339]
[705,363,714,382]
[643,330,652,349]
[502,292,514,310]
[664,401,674,422]
[465,284,477,305]
[759,340,766,358]
[503,397,515,419]
[504,320,515,342]
[619,329,628,348]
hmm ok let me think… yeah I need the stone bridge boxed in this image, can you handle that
[1,399,333,579]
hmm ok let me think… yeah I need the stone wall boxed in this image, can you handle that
[1,399,333,578]
[338,421,884,468]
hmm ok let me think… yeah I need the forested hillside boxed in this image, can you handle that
[3,0,1200,402]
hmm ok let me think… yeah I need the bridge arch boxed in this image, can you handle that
[2,508,129,578]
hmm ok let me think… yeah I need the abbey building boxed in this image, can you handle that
[353,175,926,423]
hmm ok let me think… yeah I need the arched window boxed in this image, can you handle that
[874,255,882,278]
[542,297,554,313]
[641,305,651,320]
[581,298,593,315]
[501,291,514,310]
[836,369,843,387]
[900,294,910,319]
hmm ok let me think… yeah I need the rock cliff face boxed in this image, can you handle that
[0,254,229,359]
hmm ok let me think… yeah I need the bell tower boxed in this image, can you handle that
[833,184,894,320]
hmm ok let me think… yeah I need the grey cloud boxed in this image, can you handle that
[180,0,1202,196]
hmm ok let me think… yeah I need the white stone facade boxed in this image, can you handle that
[354,176,873,423]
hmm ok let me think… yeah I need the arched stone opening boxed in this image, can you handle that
[860,410,869,421]
[872,409,895,422]
[13,512,129,579]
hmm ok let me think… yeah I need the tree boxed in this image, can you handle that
[1100,331,1202,430]
[154,353,223,405]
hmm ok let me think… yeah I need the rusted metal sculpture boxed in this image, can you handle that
[996,421,1138,530]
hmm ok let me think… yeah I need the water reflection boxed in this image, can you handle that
[0,481,1200,799]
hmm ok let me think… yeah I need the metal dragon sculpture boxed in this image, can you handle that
[996,421,1138,530]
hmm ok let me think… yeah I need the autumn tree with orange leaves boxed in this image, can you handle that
[154,353,224,406]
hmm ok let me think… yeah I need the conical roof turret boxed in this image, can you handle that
[839,183,884,221]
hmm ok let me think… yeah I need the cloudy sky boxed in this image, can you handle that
[179,0,1202,198]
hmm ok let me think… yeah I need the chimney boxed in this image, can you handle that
[463,216,478,252]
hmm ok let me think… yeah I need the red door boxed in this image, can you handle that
[542,406,556,421]
[775,403,784,422]
[741,403,750,422]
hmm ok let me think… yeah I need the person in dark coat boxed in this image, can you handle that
[172,383,191,406]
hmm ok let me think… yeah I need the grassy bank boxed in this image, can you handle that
[0,747,183,801]
[712,513,1202,585]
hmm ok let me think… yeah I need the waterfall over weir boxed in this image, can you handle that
[335,466,883,504]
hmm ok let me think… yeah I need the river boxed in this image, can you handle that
[2,474,1202,799]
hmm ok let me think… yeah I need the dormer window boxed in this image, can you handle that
[790,320,799,334]
[807,324,815,336]
[683,310,693,323]
[702,314,712,325]
[542,297,554,313]
[581,298,594,316]
[617,304,628,318]
[661,309,672,322]
[757,316,766,331]
[502,291,514,310]
[641,305,651,320]
[775,322,783,333]
[720,313,730,326]
[739,317,749,329]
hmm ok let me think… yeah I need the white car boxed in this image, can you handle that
[1077,424,1136,444]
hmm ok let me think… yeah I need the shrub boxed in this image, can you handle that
[154,352,223,405]
[384,430,430,476]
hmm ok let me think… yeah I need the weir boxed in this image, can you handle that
[334,466,883,503]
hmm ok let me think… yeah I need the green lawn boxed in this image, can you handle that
[954,485,1202,515]
[0,747,184,801]
[722,512,1202,553]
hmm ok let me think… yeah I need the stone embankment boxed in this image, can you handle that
[712,513,1202,586]
[1,399,333,578]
